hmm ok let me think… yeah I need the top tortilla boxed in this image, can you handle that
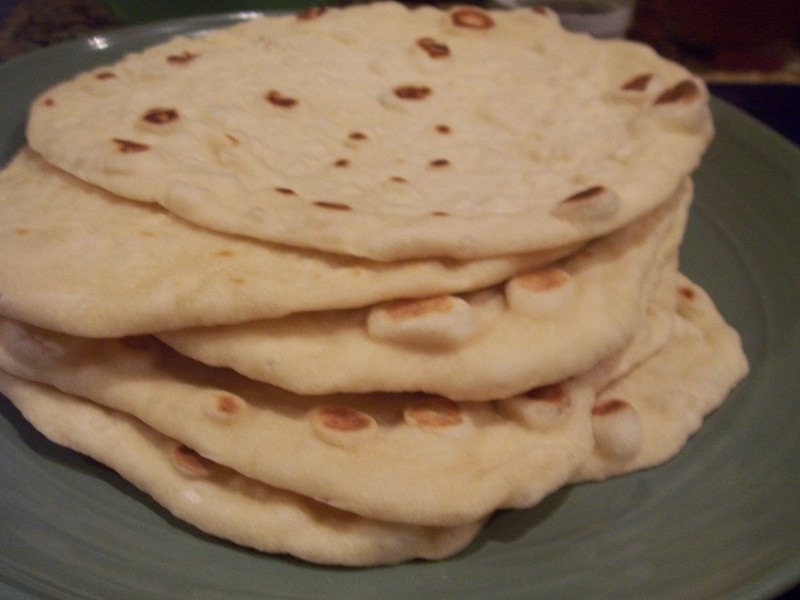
[26,2,712,261]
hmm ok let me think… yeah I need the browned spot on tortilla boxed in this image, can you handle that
[215,394,243,415]
[142,107,179,125]
[435,124,451,134]
[524,383,567,403]
[532,5,548,14]
[166,51,197,65]
[314,200,352,211]
[216,249,235,257]
[265,90,298,108]
[405,397,464,428]
[592,398,628,416]
[384,295,454,321]
[112,138,150,153]
[94,71,117,80]
[654,79,700,105]
[316,406,374,432]
[429,158,450,168]
[451,7,494,29]
[390,176,407,183]
[349,131,368,140]
[225,133,240,145]
[431,210,450,216]
[514,267,571,292]
[138,229,156,238]
[230,277,246,284]
[679,285,696,300]
[417,37,450,58]
[563,185,606,203]
[333,158,350,167]
[394,85,432,100]
[274,187,296,195]
[621,73,653,91]
[296,6,327,20]
[119,335,158,350]
[171,444,214,476]
[14,228,29,236]
[42,97,55,107]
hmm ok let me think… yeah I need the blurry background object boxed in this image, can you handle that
[491,0,636,38]
[662,0,800,72]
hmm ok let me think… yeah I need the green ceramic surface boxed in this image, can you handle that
[0,14,799,600]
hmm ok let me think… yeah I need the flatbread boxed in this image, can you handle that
[573,274,749,481]
[27,2,712,260]
[0,148,574,337]
[0,317,596,526]
[0,370,485,566]
[158,182,689,400]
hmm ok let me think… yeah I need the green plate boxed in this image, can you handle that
[1,14,799,600]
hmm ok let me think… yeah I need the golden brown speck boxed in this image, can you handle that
[451,7,494,29]
[384,296,454,321]
[390,176,407,183]
[405,397,464,428]
[142,107,179,125]
[112,138,150,153]
[435,124,451,134]
[563,185,606,203]
[314,201,352,211]
[94,71,117,80]
[592,398,628,416]
[166,51,197,65]
[266,90,298,108]
[429,159,450,168]
[274,187,296,195]
[394,85,432,100]
[655,79,701,105]
[621,73,653,91]
[315,406,374,432]
[349,131,368,141]
[334,158,350,167]
[417,37,450,58]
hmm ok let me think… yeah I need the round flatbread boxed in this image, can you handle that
[158,181,689,400]
[0,317,596,526]
[27,2,712,260]
[573,274,749,481]
[0,149,573,337]
[0,371,485,566]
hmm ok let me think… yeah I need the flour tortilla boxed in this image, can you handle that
[0,148,574,338]
[27,2,712,260]
[0,317,596,526]
[158,182,689,401]
[0,371,485,566]
[573,274,749,481]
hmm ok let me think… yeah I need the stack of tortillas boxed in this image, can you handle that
[0,2,748,566]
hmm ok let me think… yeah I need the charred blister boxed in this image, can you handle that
[654,79,701,105]
[451,7,495,29]
[417,37,451,58]
[170,444,216,477]
[265,90,299,108]
[621,73,653,92]
[142,107,180,125]
[166,50,198,65]
[112,138,150,153]
[313,200,352,211]
[394,85,432,100]
[310,405,378,448]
